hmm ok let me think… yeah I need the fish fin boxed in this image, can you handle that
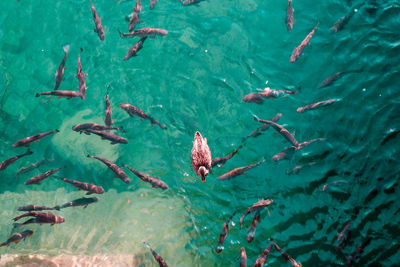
[86,191,93,195]
[84,205,88,208]
[111,142,117,145]
[13,223,20,228]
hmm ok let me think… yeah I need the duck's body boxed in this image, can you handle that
[190,131,212,182]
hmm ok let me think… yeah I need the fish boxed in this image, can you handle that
[134,0,142,12]
[123,37,147,61]
[0,230,33,247]
[144,242,168,267]
[0,149,33,171]
[16,158,47,176]
[381,129,400,146]
[319,180,348,192]
[240,247,247,267]
[272,138,324,162]
[318,69,363,88]
[217,158,264,181]
[274,242,302,267]
[254,115,299,147]
[90,1,105,41]
[242,92,263,104]
[84,129,128,144]
[13,129,59,147]
[286,162,316,175]
[242,113,282,142]
[18,205,55,211]
[215,210,237,253]
[35,90,83,99]
[254,241,275,267]
[211,145,242,168]
[87,154,130,184]
[54,44,70,90]
[297,99,340,113]
[119,103,167,129]
[124,165,169,189]
[150,0,158,9]
[55,177,105,194]
[105,86,113,128]
[290,22,319,63]
[72,123,124,133]
[240,199,273,229]
[24,166,65,185]
[128,12,140,32]
[242,88,296,104]
[331,3,363,33]
[13,212,65,226]
[119,27,168,39]
[54,197,98,210]
[181,0,200,6]
[345,238,371,267]
[190,131,212,182]
[76,48,87,100]
[246,210,261,243]
[335,220,353,250]
[286,0,294,32]
[296,138,324,150]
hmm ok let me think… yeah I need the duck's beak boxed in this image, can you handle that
[201,175,206,183]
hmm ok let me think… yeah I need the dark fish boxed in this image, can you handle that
[105,86,113,128]
[85,129,128,144]
[331,4,363,33]
[13,129,59,147]
[381,129,400,146]
[123,37,147,61]
[54,197,98,210]
[119,102,167,129]
[215,210,237,253]
[182,0,200,5]
[211,145,242,168]
[319,180,348,192]
[345,238,371,267]
[129,12,140,32]
[56,177,105,194]
[54,45,70,90]
[240,247,247,267]
[246,210,261,243]
[297,99,340,113]
[242,113,282,142]
[286,0,294,32]
[13,212,65,226]
[242,92,263,104]
[0,230,33,247]
[190,131,212,182]
[150,0,158,9]
[17,158,47,176]
[124,165,169,189]
[24,166,65,185]
[35,90,83,100]
[76,48,87,100]
[274,242,302,267]
[286,162,316,175]
[119,27,168,39]
[18,205,55,211]
[254,241,275,267]
[90,1,105,41]
[335,220,353,250]
[240,199,273,229]
[72,123,124,133]
[144,242,168,267]
[0,149,32,171]
[254,115,299,147]
[87,154,130,184]
[297,138,324,150]
[318,69,363,88]
[273,138,324,162]
[290,22,319,63]
[217,158,264,181]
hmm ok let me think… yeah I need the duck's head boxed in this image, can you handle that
[198,166,208,182]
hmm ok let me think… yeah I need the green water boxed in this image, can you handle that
[0,0,399,266]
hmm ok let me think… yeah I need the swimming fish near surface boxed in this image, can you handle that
[0,149,32,171]
[13,129,59,147]
[90,1,105,41]
[123,37,147,60]
[217,158,264,181]
[274,242,302,267]
[215,210,237,253]
[72,123,124,134]
[254,241,275,267]
[345,238,371,267]
[54,197,98,210]
[54,44,70,90]
[76,48,87,100]
[35,90,83,99]
[240,247,247,267]
[0,230,33,247]
[13,212,65,226]
[286,0,294,32]
[150,0,159,9]
[17,205,55,212]
[105,86,113,128]
[85,129,128,144]
[211,145,242,168]
[24,166,65,185]
[240,199,273,229]
[290,22,319,63]
[246,210,261,243]
[119,102,167,129]
[55,177,105,194]
[16,158,48,176]
[124,164,169,189]
[144,242,168,267]
[128,0,141,31]
[87,154,130,184]
[297,99,341,113]
[119,27,168,39]
[318,69,363,88]
[242,113,282,142]
[190,131,212,182]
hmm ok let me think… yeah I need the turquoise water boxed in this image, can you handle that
[0,0,399,266]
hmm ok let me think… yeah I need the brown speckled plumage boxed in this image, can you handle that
[190,131,212,182]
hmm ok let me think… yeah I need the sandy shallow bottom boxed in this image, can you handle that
[0,254,145,267]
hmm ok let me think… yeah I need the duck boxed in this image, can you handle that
[190,131,212,182]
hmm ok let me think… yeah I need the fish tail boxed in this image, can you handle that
[143,242,151,249]
[87,154,92,158]
[0,242,7,247]
[80,48,83,53]
[54,206,61,211]
[12,223,21,228]
[55,129,60,133]
[25,149,33,156]
[35,93,40,97]
[63,44,70,53]
[252,114,261,122]
[118,30,125,39]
